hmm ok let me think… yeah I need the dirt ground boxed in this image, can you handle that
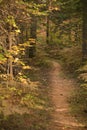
[49,61,85,130]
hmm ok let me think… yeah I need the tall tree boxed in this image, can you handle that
[46,0,50,44]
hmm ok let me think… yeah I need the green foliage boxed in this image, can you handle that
[77,64,87,88]
[0,46,3,50]
[70,87,87,125]
[59,46,82,72]
[0,110,49,130]
[35,58,52,68]
[0,54,4,60]
[0,58,51,130]
[0,54,6,62]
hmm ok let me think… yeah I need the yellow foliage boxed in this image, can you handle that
[22,66,31,70]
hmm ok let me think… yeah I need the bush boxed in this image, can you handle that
[59,46,82,72]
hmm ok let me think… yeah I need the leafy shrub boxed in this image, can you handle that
[59,46,82,72]
[0,112,48,130]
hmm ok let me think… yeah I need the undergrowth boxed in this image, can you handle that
[0,48,52,130]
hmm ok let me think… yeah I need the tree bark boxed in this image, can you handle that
[29,15,37,58]
[46,0,50,44]
[8,31,13,81]
[30,15,37,39]
[46,14,50,44]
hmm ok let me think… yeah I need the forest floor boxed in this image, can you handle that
[48,60,86,130]
[0,43,87,130]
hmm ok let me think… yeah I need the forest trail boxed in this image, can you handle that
[49,60,84,130]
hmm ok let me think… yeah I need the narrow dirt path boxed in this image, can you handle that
[49,61,84,130]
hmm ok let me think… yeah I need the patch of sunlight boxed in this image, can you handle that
[2,100,30,115]
[54,120,85,127]
[55,108,68,112]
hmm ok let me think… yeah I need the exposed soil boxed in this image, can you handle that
[49,60,85,130]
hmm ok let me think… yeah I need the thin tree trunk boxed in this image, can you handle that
[8,31,13,81]
[46,0,50,44]
[46,14,50,44]
[29,15,37,58]
[30,15,37,39]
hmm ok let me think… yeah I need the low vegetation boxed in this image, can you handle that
[0,50,52,130]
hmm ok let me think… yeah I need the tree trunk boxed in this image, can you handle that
[46,14,50,44]
[29,15,37,58]
[8,31,13,81]
[46,0,50,44]
[30,15,37,39]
